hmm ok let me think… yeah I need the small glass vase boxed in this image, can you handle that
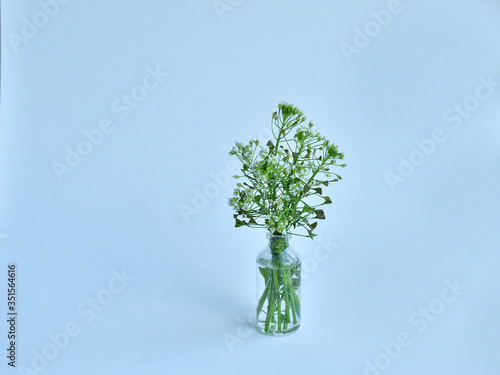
[256,232,301,336]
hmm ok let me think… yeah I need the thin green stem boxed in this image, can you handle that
[282,271,291,329]
[294,293,301,318]
[257,280,270,316]
[273,269,281,331]
[264,272,275,333]
[283,268,297,325]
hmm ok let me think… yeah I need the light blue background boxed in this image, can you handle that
[1,0,499,374]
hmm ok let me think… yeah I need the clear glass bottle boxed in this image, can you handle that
[256,232,301,336]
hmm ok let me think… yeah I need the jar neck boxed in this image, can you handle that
[267,232,291,253]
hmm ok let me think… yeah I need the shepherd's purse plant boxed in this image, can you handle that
[228,102,345,239]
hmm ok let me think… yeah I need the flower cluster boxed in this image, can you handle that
[228,102,345,238]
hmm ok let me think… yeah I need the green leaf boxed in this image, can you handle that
[259,267,269,283]
[323,196,332,204]
[310,221,318,230]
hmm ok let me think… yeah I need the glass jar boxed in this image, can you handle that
[256,232,301,336]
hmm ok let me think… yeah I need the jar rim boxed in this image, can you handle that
[266,231,291,240]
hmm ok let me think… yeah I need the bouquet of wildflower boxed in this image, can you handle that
[228,102,345,335]
[228,102,345,239]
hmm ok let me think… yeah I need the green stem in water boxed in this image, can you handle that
[257,279,270,317]
[294,292,301,318]
[282,271,291,329]
[272,269,281,331]
[259,252,299,333]
[280,267,297,325]
[264,273,275,333]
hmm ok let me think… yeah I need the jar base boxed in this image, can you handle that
[256,322,300,336]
